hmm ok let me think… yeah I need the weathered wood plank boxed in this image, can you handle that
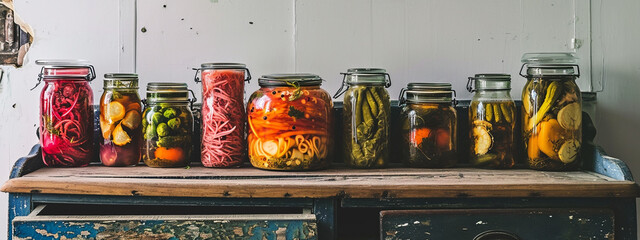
[1,168,637,198]
[13,213,317,240]
[380,209,614,240]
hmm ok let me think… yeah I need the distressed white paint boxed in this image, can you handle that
[2,0,637,239]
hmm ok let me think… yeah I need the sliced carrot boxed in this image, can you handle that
[411,128,431,146]
[154,147,185,162]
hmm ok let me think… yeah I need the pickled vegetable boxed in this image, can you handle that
[142,105,193,167]
[469,101,516,168]
[40,80,94,167]
[247,84,333,170]
[99,88,143,167]
[201,69,246,167]
[522,77,582,170]
[344,86,390,168]
[400,104,457,168]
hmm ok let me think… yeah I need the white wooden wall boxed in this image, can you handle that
[3,1,634,239]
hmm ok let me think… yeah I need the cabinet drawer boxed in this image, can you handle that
[381,208,614,240]
[13,205,317,239]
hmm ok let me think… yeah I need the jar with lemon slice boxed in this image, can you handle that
[467,74,516,169]
[520,53,582,171]
[99,74,143,166]
[142,83,194,167]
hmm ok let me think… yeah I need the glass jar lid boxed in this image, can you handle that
[193,62,251,83]
[400,82,455,104]
[343,68,391,86]
[200,62,246,69]
[467,74,511,92]
[258,73,323,87]
[35,59,96,80]
[146,82,191,103]
[104,73,138,89]
[520,52,580,77]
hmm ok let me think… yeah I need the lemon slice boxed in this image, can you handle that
[106,102,126,123]
[99,116,115,140]
[121,110,141,129]
[112,123,132,146]
[557,102,581,130]
[472,125,493,155]
[558,139,580,163]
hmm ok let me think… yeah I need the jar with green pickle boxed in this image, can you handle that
[142,83,195,167]
[399,83,457,168]
[334,68,391,168]
[520,53,582,171]
[467,74,516,168]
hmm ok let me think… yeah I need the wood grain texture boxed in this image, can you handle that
[2,167,638,198]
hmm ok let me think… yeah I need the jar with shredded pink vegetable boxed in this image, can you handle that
[194,63,251,167]
[36,60,96,167]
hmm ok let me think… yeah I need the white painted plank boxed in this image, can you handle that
[119,0,137,73]
[136,0,295,98]
[295,0,589,100]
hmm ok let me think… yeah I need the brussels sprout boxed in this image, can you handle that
[145,124,157,139]
[157,123,170,137]
[152,112,165,124]
[163,108,178,119]
[167,118,181,130]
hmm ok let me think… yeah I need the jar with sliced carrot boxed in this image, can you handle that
[99,74,143,166]
[247,74,333,170]
[141,83,195,167]
[467,74,516,168]
[521,53,582,170]
[399,83,457,168]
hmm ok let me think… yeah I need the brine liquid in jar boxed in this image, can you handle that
[142,83,194,167]
[196,63,251,168]
[247,74,333,171]
[335,68,391,168]
[521,53,582,171]
[99,74,143,166]
[399,83,457,168]
[467,74,516,168]
[37,60,96,167]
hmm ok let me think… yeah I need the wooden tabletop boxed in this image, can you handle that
[2,165,638,198]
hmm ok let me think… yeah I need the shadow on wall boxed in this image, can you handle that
[0,0,33,67]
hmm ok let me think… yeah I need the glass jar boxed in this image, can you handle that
[247,74,333,170]
[195,63,251,168]
[334,68,391,168]
[467,74,516,168]
[399,83,457,168]
[521,53,582,171]
[142,83,195,167]
[36,60,96,167]
[99,74,142,167]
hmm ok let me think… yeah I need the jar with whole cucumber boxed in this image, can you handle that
[335,68,391,168]
[399,83,457,168]
[467,74,516,168]
[521,53,582,171]
[142,83,194,168]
